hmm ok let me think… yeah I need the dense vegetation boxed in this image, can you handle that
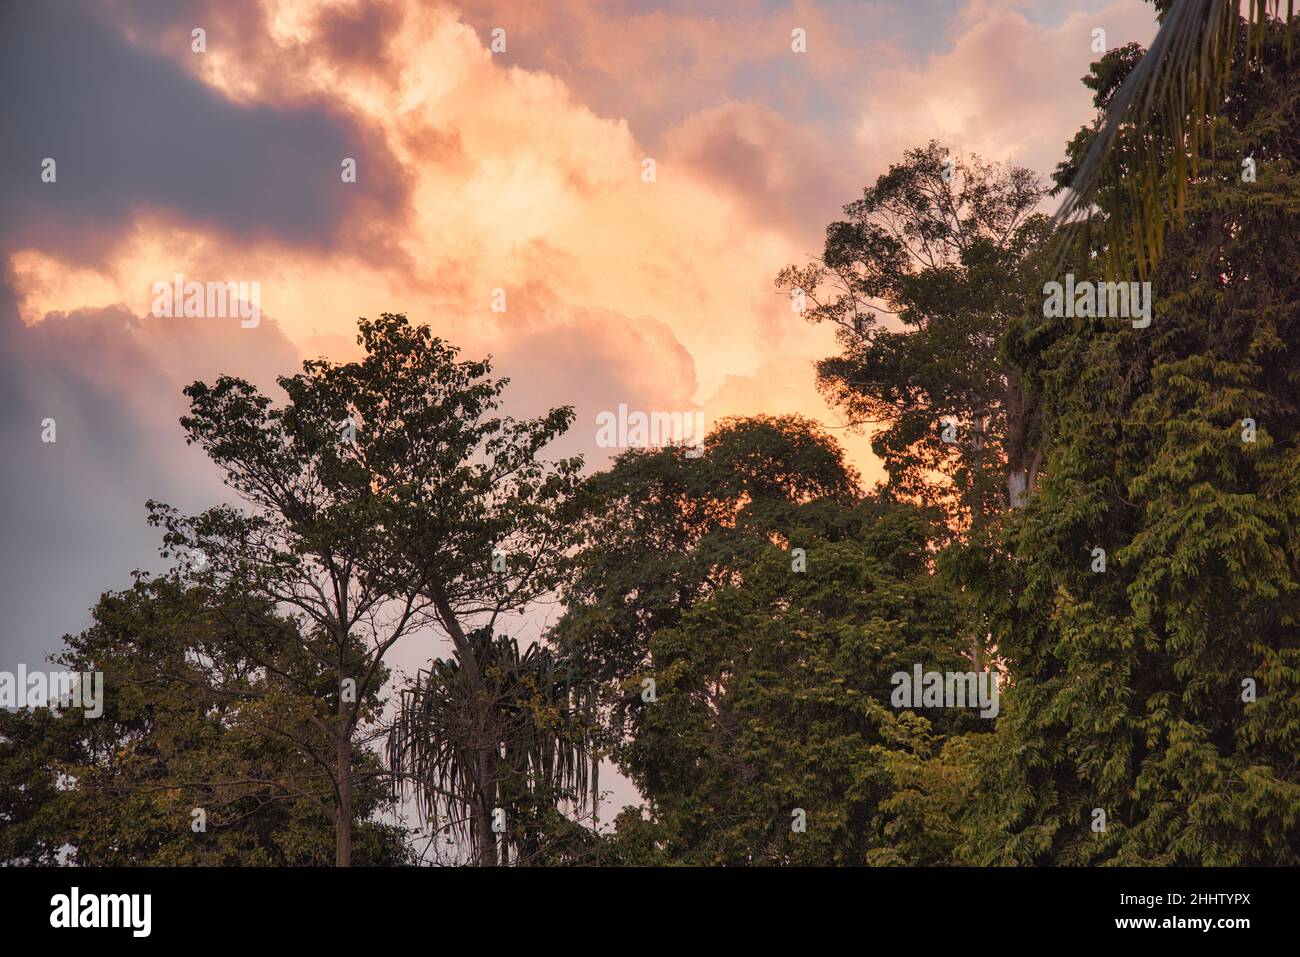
[2,8,1297,866]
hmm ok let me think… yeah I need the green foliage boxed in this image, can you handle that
[558,416,988,865]
[554,415,860,742]
[154,312,586,864]
[0,577,412,866]
[389,631,600,865]
[963,18,1300,865]
[1052,0,1289,279]
[627,499,984,865]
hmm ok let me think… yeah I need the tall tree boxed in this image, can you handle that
[555,416,987,863]
[962,19,1300,865]
[552,415,859,764]
[13,314,590,868]
[623,498,983,864]
[311,316,587,866]
[776,143,1052,529]
[140,314,586,866]
[1053,0,1291,277]
[152,316,440,865]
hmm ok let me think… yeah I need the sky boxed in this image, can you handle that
[0,1,1161,820]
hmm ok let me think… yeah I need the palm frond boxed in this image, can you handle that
[387,631,598,862]
[1051,0,1290,277]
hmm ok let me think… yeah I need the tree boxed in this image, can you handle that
[776,143,1052,530]
[627,498,983,864]
[961,19,1300,864]
[1053,0,1291,277]
[150,315,448,865]
[0,577,411,865]
[555,416,988,864]
[553,415,860,763]
[300,316,587,866]
[161,314,588,866]
[390,634,600,865]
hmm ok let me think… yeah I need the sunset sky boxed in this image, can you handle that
[1,0,1160,681]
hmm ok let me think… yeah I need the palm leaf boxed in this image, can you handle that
[387,631,597,863]
[1051,0,1290,277]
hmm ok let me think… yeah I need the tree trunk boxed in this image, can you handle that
[971,413,986,533]
[431,588,501,866]
[475,736,499,866]
[1004,369,1035,508]
[335,719,353,867]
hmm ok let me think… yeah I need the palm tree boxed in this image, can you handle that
[388,631,598,865]
[1052,0,1292,276]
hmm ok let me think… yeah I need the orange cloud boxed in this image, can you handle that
[7,0,1161,492]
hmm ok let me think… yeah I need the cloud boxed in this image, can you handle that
[852,0,1156,183]
[314,0,404,70]
[487,299,702,467]
[662,100,857,247]
[0,0,410,268]
[699,352,884,484]
[0,272,300,671]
